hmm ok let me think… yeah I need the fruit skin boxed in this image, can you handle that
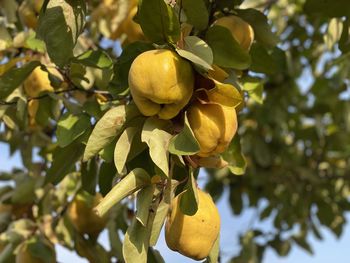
[187,101,238,157]
[111,5,145,42]
[165,189,220,260]
[23,67,54,98]
[128,49,194,119]
[23,66,55,129]
[18,0,44,29]
[214,16,254,50]
[67,193,108,236]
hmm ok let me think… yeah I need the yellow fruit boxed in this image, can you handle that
[16,239,55,263]
[18,0,44,29]
[129,49,194,119]
[67,193,108,236]
[23,67,54,98]
[208,64,229,82]
[30,0,44,13]
[165,189,220,260]
[187,101,237,157]
[27,100,39,129]
[111,5,145,42]
[214,16,254,50]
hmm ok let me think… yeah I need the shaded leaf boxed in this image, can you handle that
[181,0,208,30]
[83,105,126,161]
[168,114,200,155]
[37,0,86,66]
[95,168,151,217]
[0,61,41,100]
[56,113,91,148]
[206,26,251,70]
[141,118,172,176]
[138,0,180,44]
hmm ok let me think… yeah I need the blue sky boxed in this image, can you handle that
[0,143,350,263]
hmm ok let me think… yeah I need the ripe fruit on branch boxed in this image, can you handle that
[111,3,145,43]
[18,0,44,29]
[165,189,220,260]
[213,16,254,50]
[67,192,108,236]
[187,100,238,157]
[23,67,55,98]
[128,49,194,119]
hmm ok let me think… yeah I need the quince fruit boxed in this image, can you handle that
[23,66,55,98]
[111,4,145,43]
[129,49,194,119]
[165,189,220,260]
[23,66,58,129]
[214,16,254,50]
[67,192,108,236]
[18,0,44,29]
[187,101,238,157]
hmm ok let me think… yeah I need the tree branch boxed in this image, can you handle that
[0,87,119,106]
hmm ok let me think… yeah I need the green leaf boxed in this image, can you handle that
[181,0,208,30]
[98,162,116,196]
[95,168,151,217]
[81,158,98,195]
[169,114,200,155]
[25,31,46,53]
[304,0,350,18]
[37,0,86,66]
[56,113,91,148]
[122,218,149,263]
[292,235,313,255]
[269,238,291,257]
[45,143,84,185]
[83,105,126,162]
[249,43,278,74]
[222,135,247,175]
[147,248,165,263]
[176,36,213,70]
[149,195,170,246]
[114,127,139,174]
[242,77,264,104]
[26,237,55,262]
[206,26,251,70]
[75,50,113,69]
[0,243,15,263]
[237,9,279,47]
[324,18,343,51]
[179,170,199,216]
[141,118,172,176]
[138,0,180,44]
[0,61,41,100]
[136,185,155,226]
[205,235,220,263]
[110,42,154,94]
[339,19,350,53]
[11,177,36,204]
[229,186,243,215]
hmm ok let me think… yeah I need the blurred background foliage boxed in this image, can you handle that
[205,0,350,261]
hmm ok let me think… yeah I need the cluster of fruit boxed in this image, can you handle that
[125,13,254,261]
[0,190,107,262]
